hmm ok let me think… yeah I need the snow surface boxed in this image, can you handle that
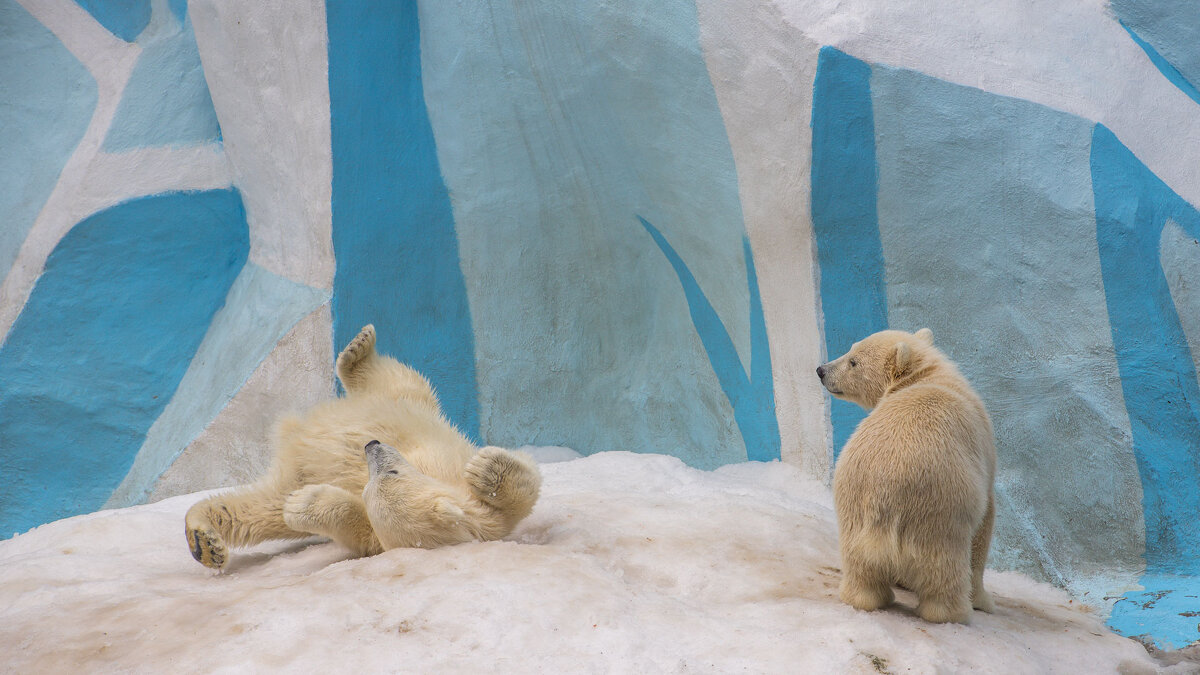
[0,451,1181,673]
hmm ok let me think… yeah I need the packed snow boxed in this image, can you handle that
[0,451,1183,673]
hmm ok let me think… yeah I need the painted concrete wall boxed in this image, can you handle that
[3,0,1198,649]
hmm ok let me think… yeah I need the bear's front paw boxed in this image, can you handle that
[187,526,228,570]
[283,484,336,533]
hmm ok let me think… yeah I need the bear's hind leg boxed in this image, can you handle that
[970,495,996,612]
[465,447,542,532]
[283,484,383,557]
[335,324,441,409]
[839,558,895,612]
[185,485,306,570]
[911,550,973,624]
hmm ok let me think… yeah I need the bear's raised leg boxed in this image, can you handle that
[839,557,895,612]
[911,549,973,624]
[335,324,441,410]
[970,494,996,612]
[283,484,383,557]
[185,485,306,570]
[464,447,542,530]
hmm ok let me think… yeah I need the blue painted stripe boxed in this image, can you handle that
[0,190,248,537]
[1093,123,1200,648]
[639,217,781,462]
[1119,20,1200,108]
[326,1,480,441]
[810,47,888,457]
[73,0,151,43]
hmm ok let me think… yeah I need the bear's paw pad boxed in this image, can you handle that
[187,527,227,570]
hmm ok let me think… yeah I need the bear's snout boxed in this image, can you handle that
[365,439,381,450]
[816,365,826,380]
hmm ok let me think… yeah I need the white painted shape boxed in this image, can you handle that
[146,304,335,502]
[189,0,334,290]
[106,264,329,509]
[777,0,1200,209]
[1161,219,1200,385]
[695,0,830,480]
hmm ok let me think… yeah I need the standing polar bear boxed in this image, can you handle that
[185,325,542,570]
[817,328,996,624]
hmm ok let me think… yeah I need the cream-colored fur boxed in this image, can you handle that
[817,328,996,624]
[185,325,542,570]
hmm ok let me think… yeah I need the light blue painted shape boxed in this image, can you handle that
[169,0,187,24]
[639,217,780,462]
[0,0,97,295]
[102,14,221,151]
[867,63,1145,595]
[105,263,329,508]
[1092,123,1200,648]
[810,47,886,458]
[73,0,151,42]
[0,190,248,538]
[418,0,751,467]
[1160,220,1200,381]
[326,0,479,441]
[1112,0,1200,107]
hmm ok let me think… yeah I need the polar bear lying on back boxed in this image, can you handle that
[185,324,542,569]
[817,328,996,624]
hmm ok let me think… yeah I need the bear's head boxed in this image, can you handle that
[816,328,935,410]
[362,440,473,549]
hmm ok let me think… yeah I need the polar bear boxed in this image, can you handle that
[185,324,542,570]
[816,328,995,624]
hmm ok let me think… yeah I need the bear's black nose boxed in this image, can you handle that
[365,439,381,449]
[816,365,826,379]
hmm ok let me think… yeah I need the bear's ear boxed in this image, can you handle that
[891,341,912,377]
[914,327,933,345]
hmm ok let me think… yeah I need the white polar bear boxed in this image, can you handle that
[817,328,996,624]
[185,324,541,569]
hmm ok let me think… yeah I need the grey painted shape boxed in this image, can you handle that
[147,305,334,502]
[1161,220,1200,389]
[106,263,329,508]
[418,1,750,466]
[0,0,97,290]
[870,66,1145,595]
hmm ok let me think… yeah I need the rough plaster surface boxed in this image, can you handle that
[781,0,1200,212]
[694,0,828,478]
[0,0,96,289]
[148,305,334,502]
[190,0,333,290]
[102,1,220,151]
[2,0,233,342]
[419,0,752,467]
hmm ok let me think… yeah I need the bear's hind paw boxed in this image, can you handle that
[336,325,376,375]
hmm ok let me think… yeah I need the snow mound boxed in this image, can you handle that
[0,452,1174,673]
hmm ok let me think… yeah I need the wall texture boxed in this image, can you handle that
[2,0,1198,649]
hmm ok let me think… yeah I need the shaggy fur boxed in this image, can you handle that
[817,328,996,624]
[184,325,541,570]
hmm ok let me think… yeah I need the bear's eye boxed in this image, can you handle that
[849,358,857,367]
[387,469,399,475]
